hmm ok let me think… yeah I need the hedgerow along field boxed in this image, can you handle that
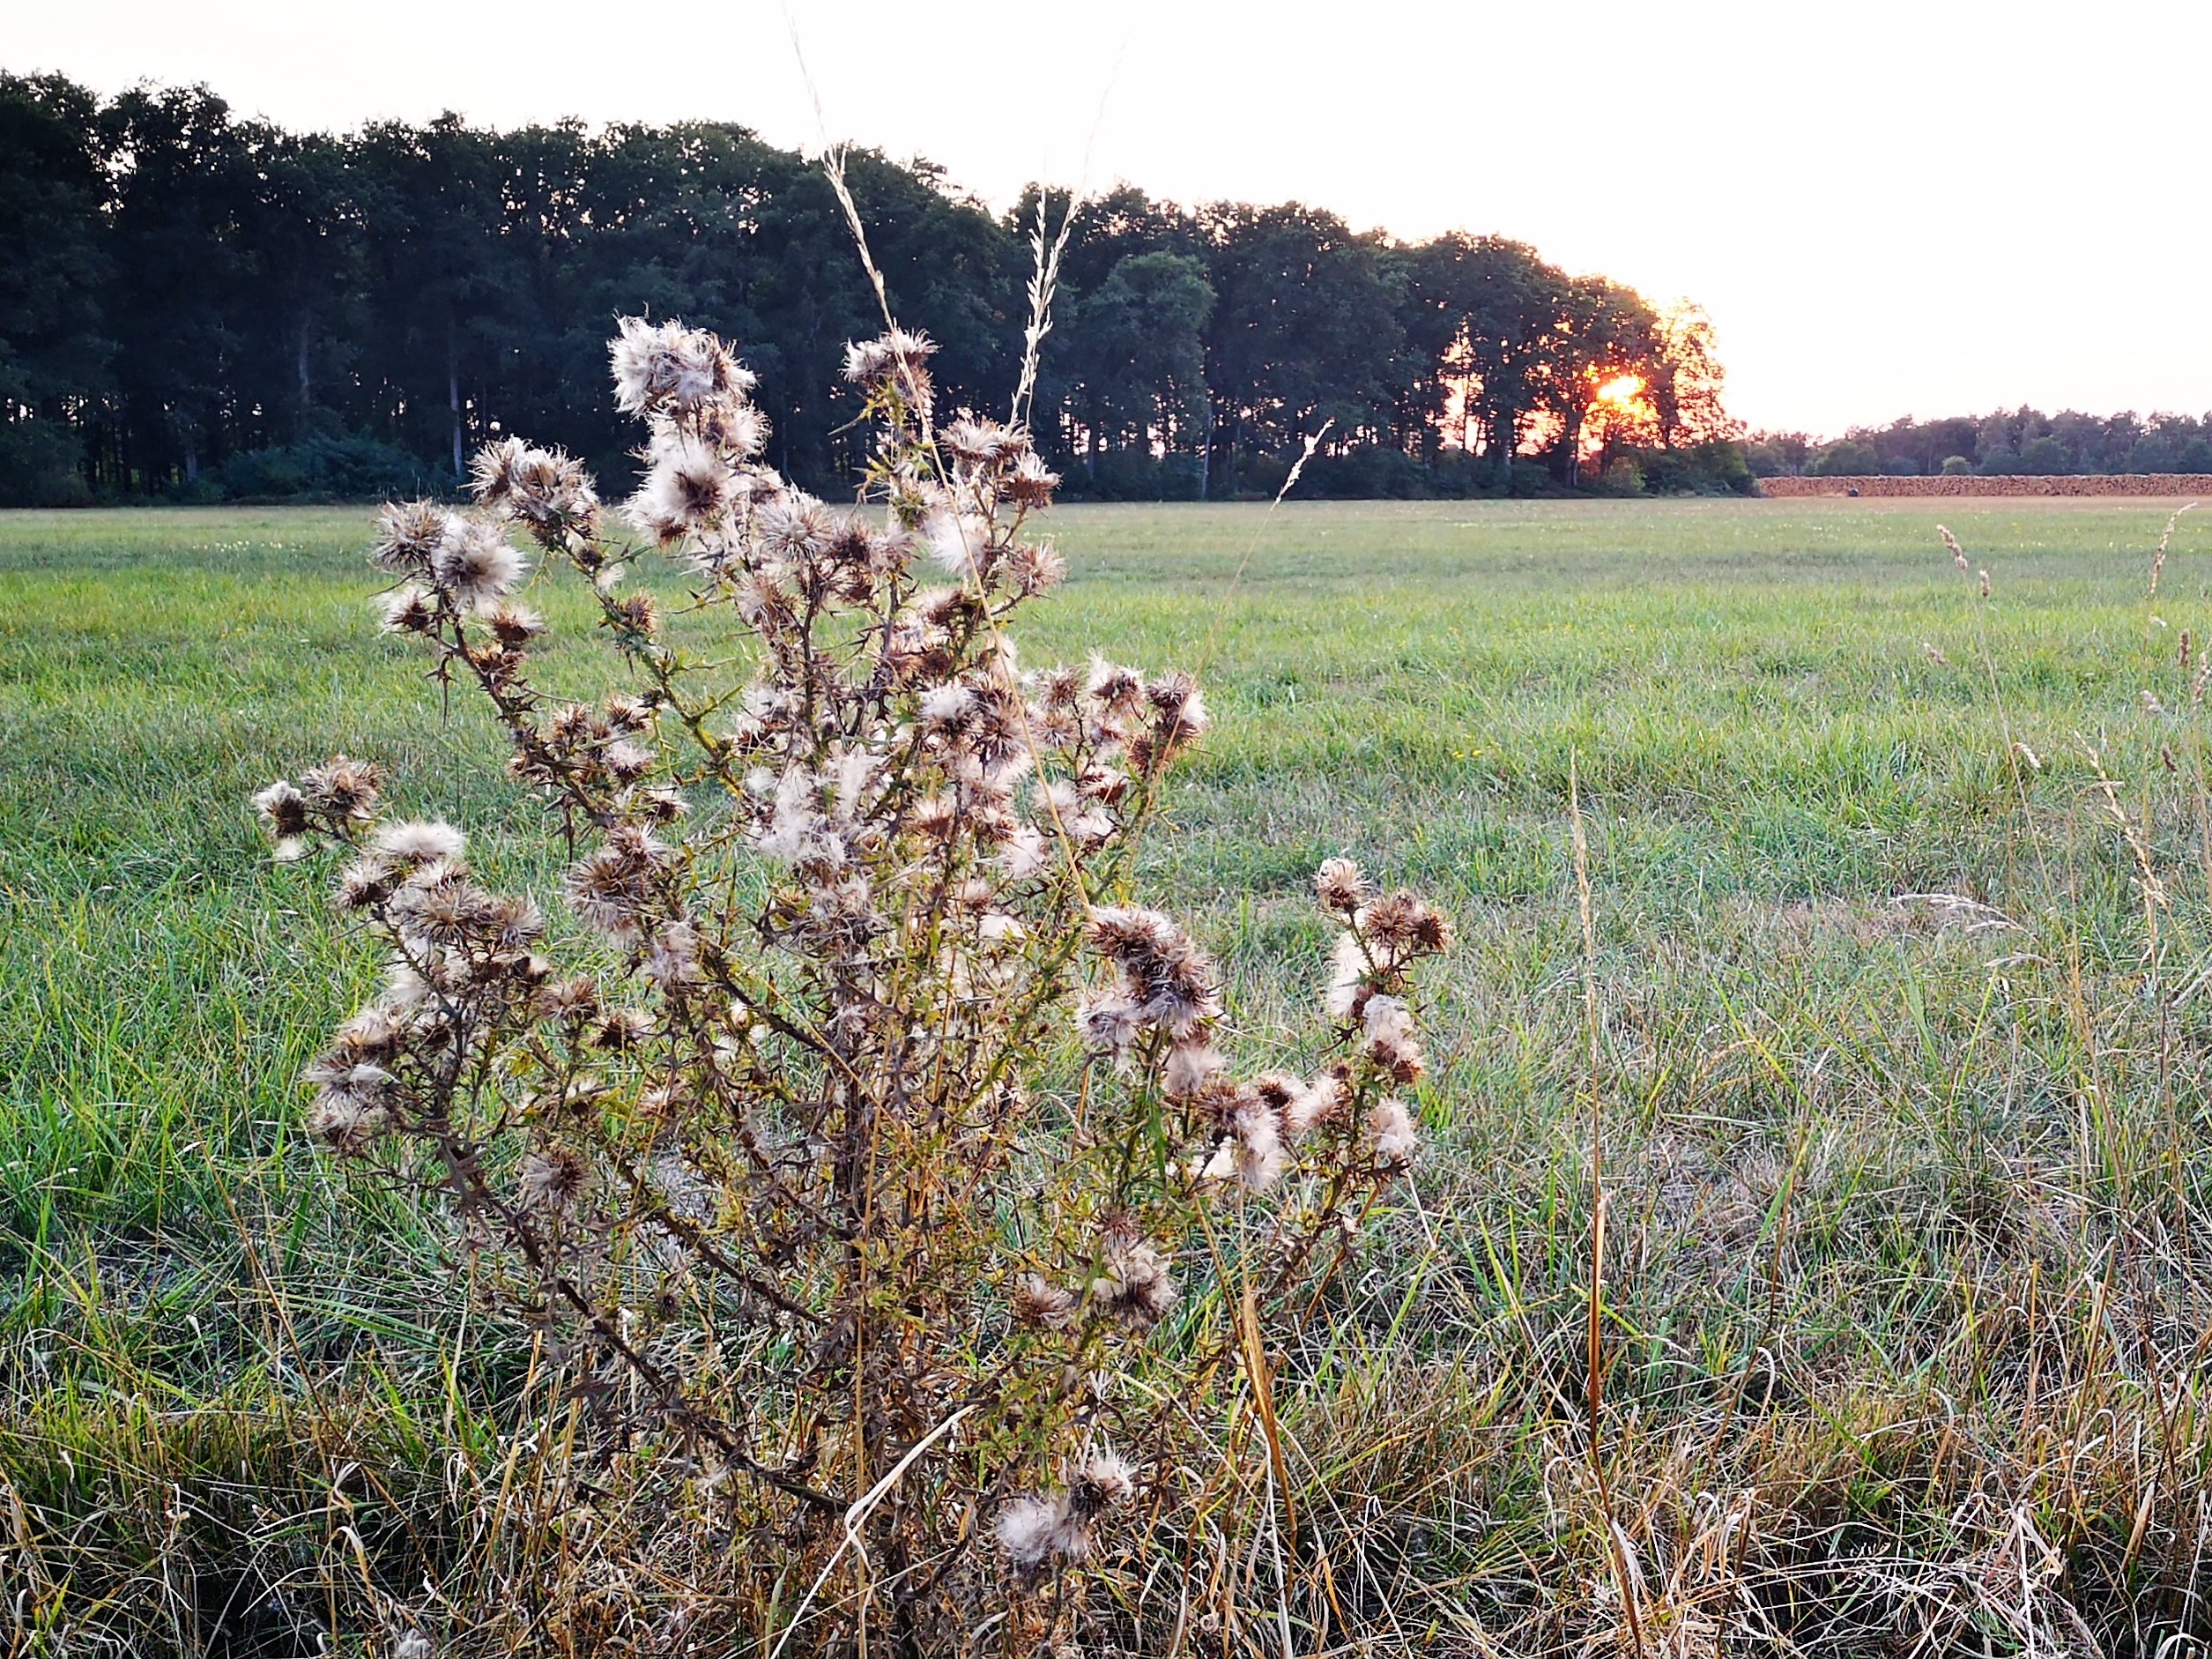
[6,495,2212,1651]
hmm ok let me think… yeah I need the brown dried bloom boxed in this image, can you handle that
[483,603,546,647]
[370,500,450,576]
[469,435,531,504]
[518,1144,590,1213]
[332,854,397,911]
[1368,1097,1420,1169]
[590,1007,655,1051]
[1362,993,1427,1082]
[1003,450,1059,509]
[995,1452,1137,1581]
[627,430,737,545]
[253,779,311,859]
[301,755,384,824]
[842,327,937,397]
[1142,670,1209,760]
[1087,907,1221,1038]
[993,1494,1075,1577]
[611,316,754,416]
[1067,1451,1138,1518]
[301,1053,393,1157]
[377,584,438,633]
[1162,1040,1222,1099]
[372,820,465,871]
[1355,889,1452,958]
[306,1087,390,1157]
[942,414,1016,464]
[564,825,673,941]
[1006,539,1067,597]
[1010,1273,1077,1328]
[430,517,529,612]
[1092,1230,1178,1332]
[474,437,598,539]
[1314,855,1370,914]
[1282,1070,1345,1140]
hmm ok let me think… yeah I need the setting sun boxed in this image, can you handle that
[1596,373,1645,405]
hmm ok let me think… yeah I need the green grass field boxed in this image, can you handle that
[9,495,2212,1652]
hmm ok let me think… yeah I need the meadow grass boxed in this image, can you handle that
[7,495,2212,1653]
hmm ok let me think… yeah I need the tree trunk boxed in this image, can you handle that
[448,321,464,481]
[1199,395,1214,502]
[295,311,314,443]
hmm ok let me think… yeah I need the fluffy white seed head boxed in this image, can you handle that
[1162,1041,1221,1099]
[430,518,528,612]
[610,316,753,416]
[373,821,466,868]
[994,1494,1072,1573]
[924,510,991,581]
[1369,1097,1419,1169]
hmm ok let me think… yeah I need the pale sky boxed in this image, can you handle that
[7,0,2205,436]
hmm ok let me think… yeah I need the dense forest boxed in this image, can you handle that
[1749,408,2212,480]
[0,72,1751,506]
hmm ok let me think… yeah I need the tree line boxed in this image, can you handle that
[0,72,1750,508]
[1748,408,2212,480]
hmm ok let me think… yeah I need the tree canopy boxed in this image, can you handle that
[0,72,1748,505]
[1750,408,2212,480]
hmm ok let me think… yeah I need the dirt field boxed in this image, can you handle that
[1759,472,2212,497]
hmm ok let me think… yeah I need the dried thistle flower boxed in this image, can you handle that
[431,517,529,611]
[993,1493,1073,1576]
[373,821,465,869]
[517,1144,590,1213]
[253,779,311,859]
[1092,1232,1178,1331]
[611,316,754,416]
[484,603,546,647]
[1356,890,1451,958]
[303,1067,391,1157]
[1314,855,1370,913]
[1004,451,1059,509]
[1011,1273,1078,1328]
[924,510,990,580]
[371,500,449,576]
[1162,1040,1222,1098]
[301,755,385,823]
[378,584,438,633]
[1068,1450,1138,1516]
[1368,1097,1420,1169]
[842,328,937,406]
[1280,1071,1344,1140]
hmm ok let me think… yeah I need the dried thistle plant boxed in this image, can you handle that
[256,307,1446,1649]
